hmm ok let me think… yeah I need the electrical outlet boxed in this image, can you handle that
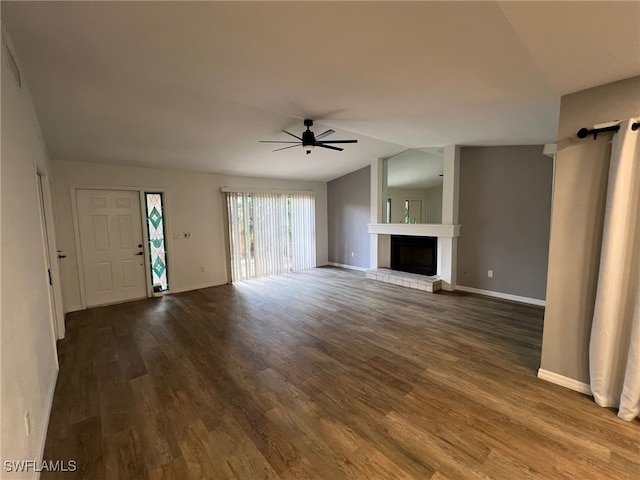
[201,266,206,273]
[24,412,31,436]
[488,270,494,278]
[351,252,355,258]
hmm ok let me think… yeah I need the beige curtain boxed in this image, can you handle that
[589,118,640,421]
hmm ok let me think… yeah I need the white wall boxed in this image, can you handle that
[387,186,443,224]
[53,160,328,311]
[1,26,59,477]
[387,188,428,223]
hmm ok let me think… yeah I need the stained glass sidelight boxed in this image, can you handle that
[145,193,168,291]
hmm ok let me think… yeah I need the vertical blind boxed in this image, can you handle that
[253,193,289,278]
[291,193,316,271]
[226,191,316,282]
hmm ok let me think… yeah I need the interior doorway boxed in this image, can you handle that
[76,189,148,307]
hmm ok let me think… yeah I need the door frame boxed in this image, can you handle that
[37,171,66,339]
[70,184,170,309]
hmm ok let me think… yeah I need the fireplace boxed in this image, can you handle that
[390,235,437,276]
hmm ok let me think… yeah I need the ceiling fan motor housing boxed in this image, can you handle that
[302,129,315,147]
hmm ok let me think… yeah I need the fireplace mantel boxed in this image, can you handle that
[368,223,460,238]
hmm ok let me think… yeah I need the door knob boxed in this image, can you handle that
[58,254,67,259]
[136,252,144,256]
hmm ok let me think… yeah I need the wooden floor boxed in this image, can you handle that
[43,267,639,479]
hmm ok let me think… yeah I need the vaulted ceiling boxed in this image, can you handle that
[2,1,639,181]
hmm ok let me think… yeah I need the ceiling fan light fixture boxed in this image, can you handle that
[302,127,316,153]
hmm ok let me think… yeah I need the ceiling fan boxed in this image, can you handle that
[260,119,357,154]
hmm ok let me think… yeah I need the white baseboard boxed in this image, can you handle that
[64,282,226,309]
[441,283,454,292]
[326,262,368,272]
[537,368,592,396]
[168,282,225,294]
[456,285,545,306]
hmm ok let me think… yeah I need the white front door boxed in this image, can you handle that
[77,189,147,307]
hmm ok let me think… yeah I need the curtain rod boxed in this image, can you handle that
[577,121,640,140]
[577,125,620,140]
[221,187,315,194]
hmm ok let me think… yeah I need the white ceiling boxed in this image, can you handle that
[2,1,639,182]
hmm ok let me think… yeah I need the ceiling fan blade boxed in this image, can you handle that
[317,139,358,144]
[259,140,300,144]
[315,129,335,140]
[273,144,301,152]
[316,144,344,152]
[282,130,302,140]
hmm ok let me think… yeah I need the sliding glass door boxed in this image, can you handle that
[226,192,316,282]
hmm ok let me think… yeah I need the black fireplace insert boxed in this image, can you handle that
[390,235,437,276]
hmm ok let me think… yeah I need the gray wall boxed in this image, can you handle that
[327,166,371,268]
[541,76,640,385]
[457,146,553,300]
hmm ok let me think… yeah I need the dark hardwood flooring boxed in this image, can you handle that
[43,267,639,479]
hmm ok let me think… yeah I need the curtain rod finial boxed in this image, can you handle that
[577,128,590,139]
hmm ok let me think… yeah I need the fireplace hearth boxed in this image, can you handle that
[390,235,437,276]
